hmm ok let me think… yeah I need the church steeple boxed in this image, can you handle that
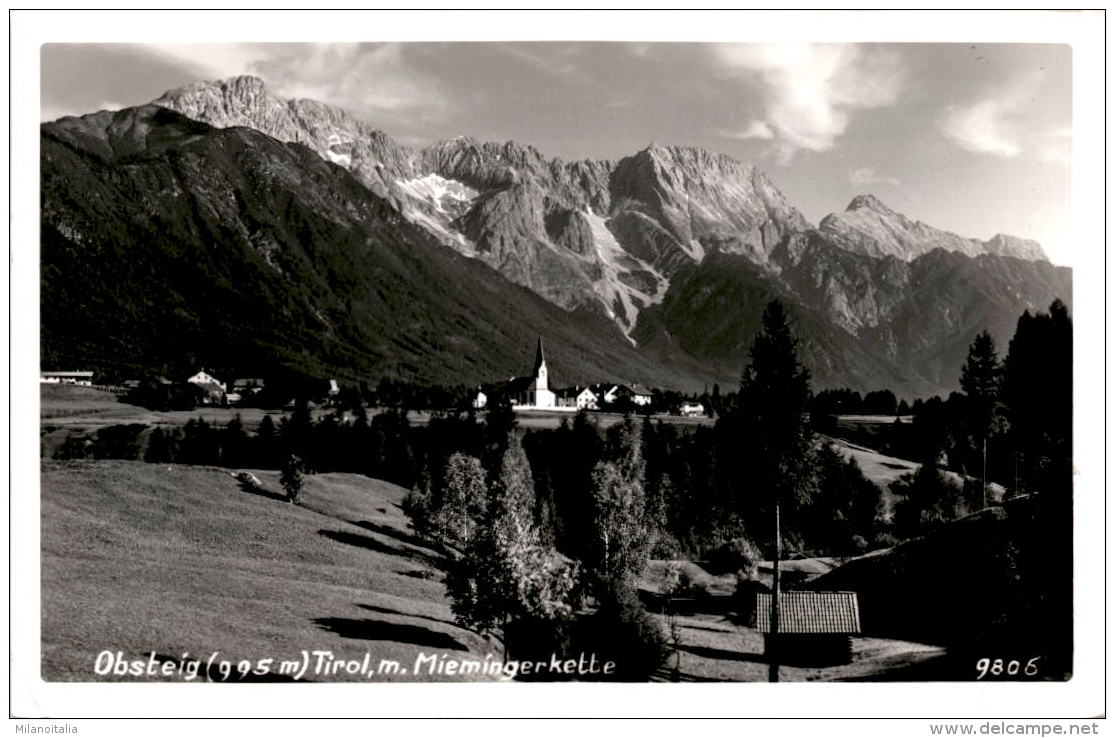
[532,336,546,375]
[531,336,548,391]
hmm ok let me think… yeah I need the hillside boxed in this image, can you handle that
[807,496,1072,680]
[42,80,1073,397]
[41,459,499,681]
[41,105,707,390]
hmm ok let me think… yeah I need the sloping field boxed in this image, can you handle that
[652,611,945,682]
[638,561,945,682]
[41,459,499,682]
[41,384,293,432]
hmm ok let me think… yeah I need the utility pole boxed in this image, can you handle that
[981,437,988,509]
[769,497,781,683]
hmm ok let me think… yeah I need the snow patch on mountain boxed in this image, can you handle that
[583,210,668,342]
[325,150,352,167]
[396,173,478,214]
[407,209,474,253]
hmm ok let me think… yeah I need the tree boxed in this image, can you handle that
[959,330,1006,505]
[737,301,815,510]
[444,436,576,658]
[222,415,249,468]
[281,453,306,503]
[810,442,883,554]
[436,453,489,547]
[1001,301,1072,499]
[284,397,313,461]
[735,300,815,682]
[255,414,279,468]
[144,427,177,463]
[587,418,652,588]
[891,455,964,538]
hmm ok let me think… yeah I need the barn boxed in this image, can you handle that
[756,591,861,666]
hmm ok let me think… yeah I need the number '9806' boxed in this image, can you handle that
[975,657,1041,679]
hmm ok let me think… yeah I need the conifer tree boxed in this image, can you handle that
[736,300,814,682]
[959,330,1006,504]
[281,453,306,503]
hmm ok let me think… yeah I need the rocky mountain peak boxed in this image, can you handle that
[154,75,416,206]
[846,193,896,215]
[821,196,1047,263]
[985,233,1048,262]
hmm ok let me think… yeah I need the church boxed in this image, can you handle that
[510,337,556,409]
[474,337,557,410]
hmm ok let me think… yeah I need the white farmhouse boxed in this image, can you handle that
[186,370,226,392]
[680,401,705,417]
[575,387,598,410]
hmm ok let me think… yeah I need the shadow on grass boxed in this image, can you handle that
[350,519,442,556]
[678,643,767,664]
[397,568,439,581]
[642,592,735,616]
[238,478,288,503]
[680,622,739,635]
[313,617,467,651]
[839,653,955,681]
[318,529,442,567]
[357,602,458,629]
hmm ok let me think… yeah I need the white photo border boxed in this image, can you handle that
[9,8,1106,719]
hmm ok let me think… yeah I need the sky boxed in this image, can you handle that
[41,42,1072,264]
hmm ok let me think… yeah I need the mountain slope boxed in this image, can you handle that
[631,252,917,394]
[45,81,1072,397]
[152,77,815,336]
[819,194,1048,262]
[40,105,705,389]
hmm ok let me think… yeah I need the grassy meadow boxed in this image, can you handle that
[41,459,499,682]
[40,384,954,682]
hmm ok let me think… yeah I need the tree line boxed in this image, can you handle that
[55,297,1071,678]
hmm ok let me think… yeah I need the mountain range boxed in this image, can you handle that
[40,76,1072,397]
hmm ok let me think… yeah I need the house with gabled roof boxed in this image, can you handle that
[755,591,861,666]
[628,383,654,406]
[186,370,226,392]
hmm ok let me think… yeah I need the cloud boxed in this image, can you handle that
[713,44,904,158]
[940,73,1069,163]
[727,120,774,140]
[941,99,1022,157]
[499,44,607,91]
[849,167,901,187]
[142,43,448,125]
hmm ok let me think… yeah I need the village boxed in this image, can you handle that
[41,337,709,419]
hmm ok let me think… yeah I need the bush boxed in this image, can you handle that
[733,574,768,626]
[54,434,91,460]
[648,531,683,560]
[91,423,147,460]
[280,454,306,503]
[572,579,668,681]
[703,536,762,578]
[402,485,433,537]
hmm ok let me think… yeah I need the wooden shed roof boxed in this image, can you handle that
[756,591,861,634]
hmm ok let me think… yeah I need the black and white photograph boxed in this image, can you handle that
[10,8,1106,725]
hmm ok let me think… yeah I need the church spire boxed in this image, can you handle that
[532,336,546,376]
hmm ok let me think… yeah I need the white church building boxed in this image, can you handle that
[513,337,556,409]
